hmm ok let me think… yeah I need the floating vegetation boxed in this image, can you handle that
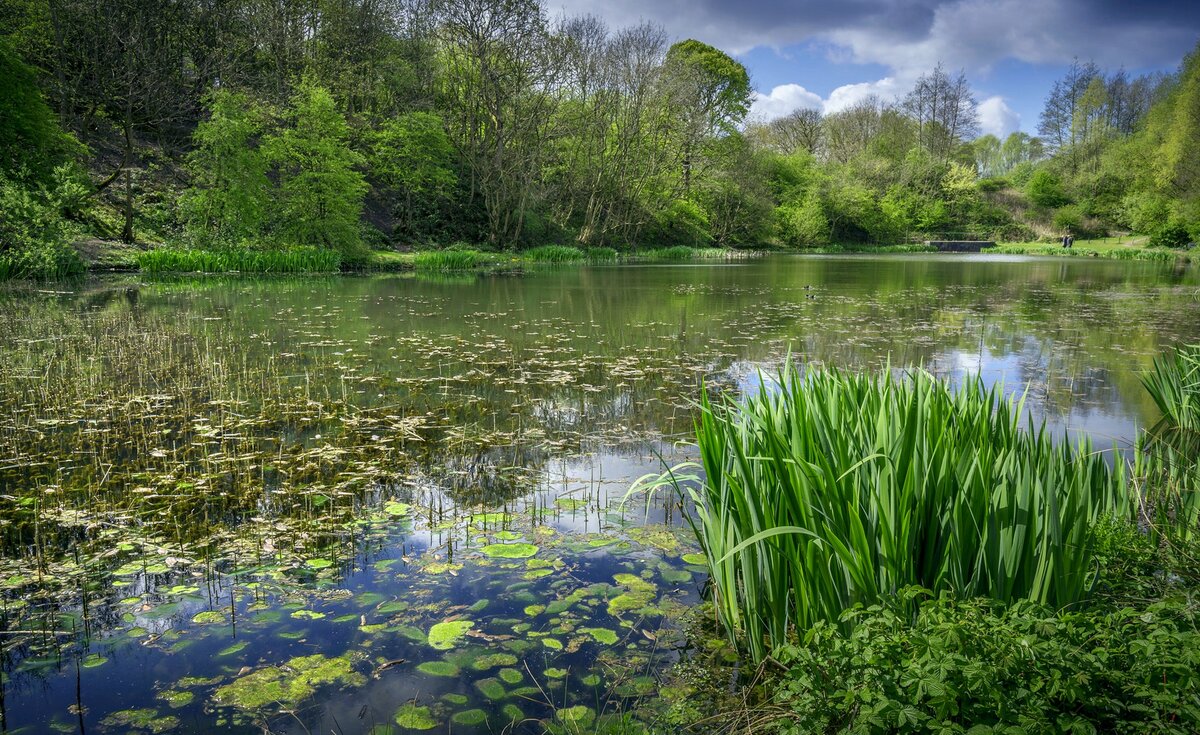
[427,620,475,650]
[394,703,438,730]
[480,542,540,559]
[213,654,366,711]
[451,708,489,726]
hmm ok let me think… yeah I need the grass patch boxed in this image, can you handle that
[641,245,697,261]
[795,243,938,254]
[1138,344,1200,543]
[412,249,484,272]
[523,245,586,263]
[646,365,1129,663]
[136,247,341,274]
[584,247,619,261]
[987,240,1187,262]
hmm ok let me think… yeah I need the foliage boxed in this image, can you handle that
[0,169,85,279]
[0,40,83,183]
[1138,344,1200,542]
[655,365,1128,663]
[135,247,340,274]
[263,81,368,257]
[1025,169,1069,208]
[641,246,696,261]
[370,111,456,239]
[769,591,1200,734]
[179,89,271,248]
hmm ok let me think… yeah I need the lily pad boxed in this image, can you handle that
[474,677,506,700]
[451,709,488,726]
[305,557,334,569]
[192,610,226,625]
[557,705,595,727]
[427,620,474,650]
[214,653,365,711]
[581,627,619,645]
[383,501,411,517]
[480,543,538,559]
[498,668,524,685]
[681,553,707,566]
[416,661,460,677]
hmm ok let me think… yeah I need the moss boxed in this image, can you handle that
[213,653,365,711]
[100,708,180,733]
[427,620,474,650]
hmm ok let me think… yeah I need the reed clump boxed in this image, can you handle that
[1138,344,1200,542]
[523,245,586,263]
[136,246,341,273]
[412,248,483,271]
[671,366,1129,662]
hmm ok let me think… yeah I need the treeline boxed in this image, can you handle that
[1,0,1198,276]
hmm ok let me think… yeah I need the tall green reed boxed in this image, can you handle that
[137,246,341,273]
[647,366,1129,663]
[1138,344,1200,541]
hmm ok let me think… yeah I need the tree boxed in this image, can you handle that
[663,39,751,193]
[264,81,368,254]
[1025,169,1069,208]
[180,89,272,248]
[371,111,457,239]
[902,64,979,161]
[1038,59,1101,162]
[0,39,82,183]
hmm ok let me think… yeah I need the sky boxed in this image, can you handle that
[548,0,1200,138]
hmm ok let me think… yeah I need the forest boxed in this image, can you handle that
[1,0,1199,277]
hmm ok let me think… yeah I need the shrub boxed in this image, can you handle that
[770,592,1200,734]
[1025,169,1069,208]
[0,172,85,280]
[1052,204,1084,233]
[1150,219,1192,248]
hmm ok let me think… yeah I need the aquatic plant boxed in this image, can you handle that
[1138,344,1200,541]
[136,246,341,273]
[641,245,696,261]
[412,248,483,271]
[524,245,586,263]
[652,365,1130,662]
[585,247,619,261]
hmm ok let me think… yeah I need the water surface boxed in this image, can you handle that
[1,254,1197,733]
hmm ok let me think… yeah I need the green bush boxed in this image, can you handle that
[1052,204,1084,233]
[770,592,1200,734]
[1150,220,1192,248]
[1025,169,1069,208]
[0,171,85,280]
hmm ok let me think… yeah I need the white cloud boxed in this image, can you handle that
[749,83,824,121]
[822,77,903,113]
[977,96,1020,138]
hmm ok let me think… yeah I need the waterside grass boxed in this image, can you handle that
[1138,344,1200,542]
[412,248,485,271]
[136,246,341,273]
[652,366,1129,663]
[987,242,1188,262]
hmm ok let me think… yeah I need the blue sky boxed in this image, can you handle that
[554,0,1200,138]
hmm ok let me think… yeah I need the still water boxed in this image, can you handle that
[0,254,1197,734]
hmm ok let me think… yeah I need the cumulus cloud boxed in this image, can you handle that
[822,77,904,113]
[749,83,824,121]
[977,96,1020,138]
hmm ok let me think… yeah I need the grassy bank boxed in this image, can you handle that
[136,247,342,274]
[987,237,1190,262]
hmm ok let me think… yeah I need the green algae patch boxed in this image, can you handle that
[451,709,488,726]
[416,661,460,677]
[556,705,596,727]
[394,703,437,730]
[554,498,586,511]
[498,667,524,685]
[545,667,567,679]
[214,653,365,711]
[383,501,411,516]
[608,574,658,616]
[480,543,538,559]
[541,637,563,651]
[523,604,545,617]
[474,677,506,700]
[81,654,108,669]
[493,530,522,541]
[101,708,180,734]
[661,568,693,584]
[157,689,195,708]
[581,627,619,645]
[305,557,334,569]
[291,609,325,620]
[580,674,601,686]
[681,552,707,566]
[627,526,679,552]
[427,619,474,650]
[471,652,518,670]
[502,703,524,722]
[191,610,226,625]
[217,641,248,657]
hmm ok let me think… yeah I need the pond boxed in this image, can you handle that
[1,254,1198,734]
